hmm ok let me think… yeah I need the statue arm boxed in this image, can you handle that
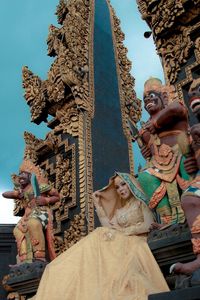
[2,190,21,199]
[36,188,60,206]
[93,192,113,227]
[46,188,60,204]
[153,101,188,130]
[121,203,154,236]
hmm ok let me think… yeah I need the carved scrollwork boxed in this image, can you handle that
[110,6,142,125]
[54,212,86,255]
[23,131,43,162]
[22,66,47,124]
[151,0,185,36]
[158,27,193,83]
[55,0,69,25]
[55,154,72,198]
[22,0,91,124]
[55,102,80,137]
[195,37,200,52]
[137,0,187,35]
[47,24,62,57]
[137,0,200,84]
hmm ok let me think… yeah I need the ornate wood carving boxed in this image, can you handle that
[137,0,200,127]
[107,1,142,173]
[137,0,200,85]
[20,0,140,253]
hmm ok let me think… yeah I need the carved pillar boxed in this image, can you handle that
[137,0,200,125]
[20,0,140,249]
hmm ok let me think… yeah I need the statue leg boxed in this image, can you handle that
[174,194,200,274]
[13,226,27,263]
[138,171,171,224]
[27,217,46,261]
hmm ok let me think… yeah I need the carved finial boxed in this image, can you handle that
[56,0,68,25]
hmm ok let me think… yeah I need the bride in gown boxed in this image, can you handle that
[32,172,169,300]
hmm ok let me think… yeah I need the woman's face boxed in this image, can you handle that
[114,176,132,200]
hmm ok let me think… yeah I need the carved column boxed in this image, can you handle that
[19,0,140,252]
[137,0,200,124]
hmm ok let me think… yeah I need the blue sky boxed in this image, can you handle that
[0,0,164,223]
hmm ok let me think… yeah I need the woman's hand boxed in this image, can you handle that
[149,222,165,230]
[109,222,122,231]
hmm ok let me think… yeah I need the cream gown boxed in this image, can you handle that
[33,198,169,300]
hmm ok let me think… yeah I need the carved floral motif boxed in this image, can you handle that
[20,0,139,252]
[158,27,193,83]
[22,67,47,123]
[137,0,200,84]
[111,9,142,124]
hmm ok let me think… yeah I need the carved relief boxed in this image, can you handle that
[137,0,200,84]
[54,212,86,255]
[108,2,142,173]
[158,27,193,83]
[137,0,199,35]
[22,0,91,123]
[55,102,80,136]
[110,10,142,125]
[175,22,200,106]
[22,67,47,124]
[20,0,139,252]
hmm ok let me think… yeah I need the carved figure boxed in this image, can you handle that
[173,78,200,274]
[32,172,169,300]
[137,78,190,226]
[2,159,60,264]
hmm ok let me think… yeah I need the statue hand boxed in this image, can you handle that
[184,155,198,174]
[35,196,48,206]
[144,120,156,134]
[18,191,24,199]
[141,145,151,159]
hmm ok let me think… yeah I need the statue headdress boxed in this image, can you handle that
[144,77,162,94]
[189,78,200,93]
[144,77,179,106]
[19,159,48,184]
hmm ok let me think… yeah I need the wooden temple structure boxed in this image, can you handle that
[0,0,200,299]
[137,0,200,299]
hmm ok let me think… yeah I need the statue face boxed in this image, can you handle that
[190,124,200,145]
[114,176,132,201]
[188,82,200,119]
[143,90,163,116]
[19,171,31,187]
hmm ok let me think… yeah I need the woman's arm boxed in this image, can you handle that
[122,203,154,236]
[93,192,113,227]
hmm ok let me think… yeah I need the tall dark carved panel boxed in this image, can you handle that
[92,0,133,190]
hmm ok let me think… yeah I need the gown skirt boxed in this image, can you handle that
[33,227,169,300]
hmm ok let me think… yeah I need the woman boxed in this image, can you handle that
[32,172,169,300]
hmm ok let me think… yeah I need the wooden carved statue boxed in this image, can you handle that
[173,78,200,275]
[137,78,191,227]
[2,159,60,264]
